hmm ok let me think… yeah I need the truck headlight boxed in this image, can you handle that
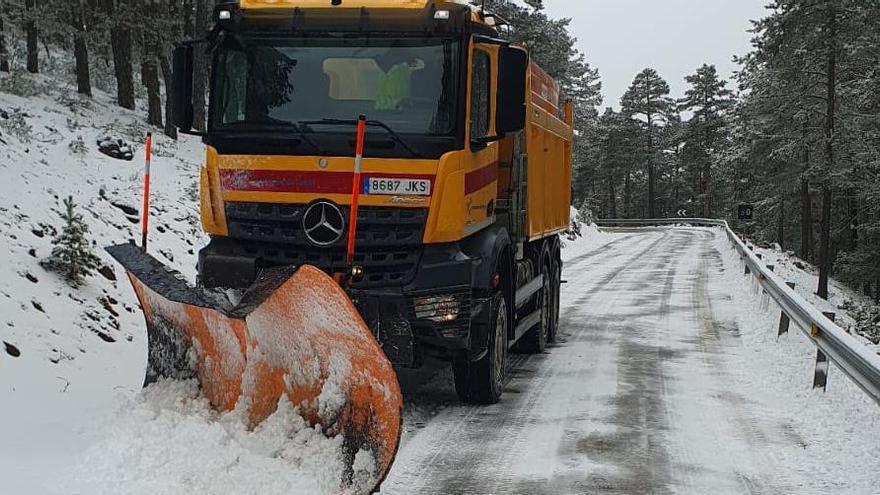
[414,294,463,323]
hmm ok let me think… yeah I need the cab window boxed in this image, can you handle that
[470,49,491,141]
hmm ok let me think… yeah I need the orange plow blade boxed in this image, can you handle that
[106,243,402,492]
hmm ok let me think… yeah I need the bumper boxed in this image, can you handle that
[198,238,493,365]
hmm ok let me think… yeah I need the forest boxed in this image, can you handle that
[569,1,880,305]
[0,0,878,303]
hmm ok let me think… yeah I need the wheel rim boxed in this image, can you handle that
[493,298,507,387]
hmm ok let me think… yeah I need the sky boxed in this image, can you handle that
[541,0,770,109]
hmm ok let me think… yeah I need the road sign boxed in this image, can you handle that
[677,209,687,218]
[738,204,754,221]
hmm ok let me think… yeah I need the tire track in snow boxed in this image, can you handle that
[383,230,674,494]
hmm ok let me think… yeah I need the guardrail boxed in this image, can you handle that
[595,218,880,406]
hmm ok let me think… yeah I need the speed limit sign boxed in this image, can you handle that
[738,204,754,221]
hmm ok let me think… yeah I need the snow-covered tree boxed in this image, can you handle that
[678,64,734,217]
[621,68,675,218]
[41,197,102,288]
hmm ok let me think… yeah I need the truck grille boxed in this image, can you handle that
[225,202,427,288]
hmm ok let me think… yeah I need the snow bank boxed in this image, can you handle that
[711,233,880,493]
[745,243,880,352]
[60,380,354,495]
[560,206,610,262]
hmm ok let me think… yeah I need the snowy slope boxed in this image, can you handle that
[0,75,368,494]
[0,73,206,490]
[745,243,880,353]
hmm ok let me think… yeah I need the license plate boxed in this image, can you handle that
[365,178,431,196]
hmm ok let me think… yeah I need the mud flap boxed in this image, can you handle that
[106,243,403,492]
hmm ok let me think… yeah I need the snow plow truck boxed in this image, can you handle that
[107,0,572,490]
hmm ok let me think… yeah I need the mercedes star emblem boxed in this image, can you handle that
[302,201,346,246]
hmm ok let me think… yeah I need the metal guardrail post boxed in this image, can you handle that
[813,312,836,391]
[778,282,796,338]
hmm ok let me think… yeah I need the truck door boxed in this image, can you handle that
[463,43,500,238]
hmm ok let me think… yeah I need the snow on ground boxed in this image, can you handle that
[0,74,355,494]
[385,226,880,493]
[561,222,610,263]
[712,231,880,493]
[744,242,880,353]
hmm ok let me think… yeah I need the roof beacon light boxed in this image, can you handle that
[434,10,450,20]
[218,9,232,20]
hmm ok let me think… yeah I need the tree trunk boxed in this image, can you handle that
[848,196,858,250]
[183,0,194,38]
[192,0,209,130]
[608,174,617,218]
[800,183,812,261]
[703,156,711,218]
[646,111,656,219]
[777,195,785,247]
[624,171,632,219]
[817,2,836,301]
[0,7,9,72]
[672,151,680,210]
[142,41,163,127]
[160,50,178,139]
[25,0,38,73]
[72,0,92,96]
[106,0,135,109]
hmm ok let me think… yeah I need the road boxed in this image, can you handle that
[382,228,814,495]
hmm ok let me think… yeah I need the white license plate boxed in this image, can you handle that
[365,178,431,196]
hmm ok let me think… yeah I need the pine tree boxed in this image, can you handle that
[191,0,209,130]
[41,197,102,288]
[24,0,38,73]
[71,0,92,96]
[105,0,136,110]
[0,3,9,72]
[621,68,674,218]
[678,64,734,217]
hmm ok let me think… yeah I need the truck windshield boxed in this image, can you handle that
[212,37,460,137]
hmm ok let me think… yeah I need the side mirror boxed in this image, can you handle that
[172,45,195,131]
[496,46,528,134]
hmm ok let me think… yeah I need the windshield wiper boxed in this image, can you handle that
[217,122,325,155]
[299,119,422,158]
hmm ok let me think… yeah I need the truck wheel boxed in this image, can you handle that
[547,258,561,343]
[453,291,508,404]
[517,261,551,353]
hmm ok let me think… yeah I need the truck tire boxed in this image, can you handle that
[517,260,551,353]
[453,291,508,404]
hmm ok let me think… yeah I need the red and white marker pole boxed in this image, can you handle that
[346,115,367,266]
[141,132,152,252]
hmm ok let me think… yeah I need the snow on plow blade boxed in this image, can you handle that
[106,243,402,492]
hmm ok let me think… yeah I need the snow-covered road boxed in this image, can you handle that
[4,225,878,494]
[382,227,876,494]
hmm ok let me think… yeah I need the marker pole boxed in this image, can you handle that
[346,115,366,266]
[141,132,152,252]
